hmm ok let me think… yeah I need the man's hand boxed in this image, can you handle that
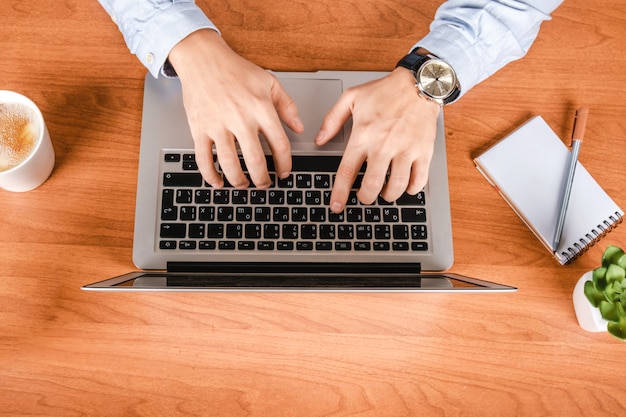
[315,67,441,213]
[168,29,304,189]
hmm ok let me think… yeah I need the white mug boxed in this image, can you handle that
[0,90,55,192]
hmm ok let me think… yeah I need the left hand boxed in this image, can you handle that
[315,67,441,213]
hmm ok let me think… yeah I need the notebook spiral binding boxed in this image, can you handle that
[562,211,623,264]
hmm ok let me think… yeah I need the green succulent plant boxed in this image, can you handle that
[584,245,626,340]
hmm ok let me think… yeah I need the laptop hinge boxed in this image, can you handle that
[167,262,421,275]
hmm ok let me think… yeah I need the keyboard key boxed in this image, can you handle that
[393,225,409,240]
[188,224,205,238]
[316,242,333,251]
[258,241,274,250]
[164,153,181,162]
[401,208,427,223]
[159,240,176,250]
[412,242,429,251]
[411,225,428,239]
[238,241,255,250]
[277,241,294,250]
[163,172,202,187]
[245,224,262,239]
[207,224,224,238]
[396,191,425,206]
[219,241,236,250]
[198,206,215,221]
[179,241,196,250]
[195,190,211,204]
[250,190,267,204]
[297,242,314,251]
[392,242,409,251]
[160,223,185,238]
[335,242,352,251]
[199,241,217,250]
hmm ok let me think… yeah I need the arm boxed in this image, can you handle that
[98,0,303,188]
[317,0,565,212]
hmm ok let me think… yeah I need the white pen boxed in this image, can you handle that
[552,107,589,252]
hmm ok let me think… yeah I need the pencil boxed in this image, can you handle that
[552,107,589,252]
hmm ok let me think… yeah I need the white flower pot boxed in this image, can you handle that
[572,271,609,333]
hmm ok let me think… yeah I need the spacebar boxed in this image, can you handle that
[267,156,363,172]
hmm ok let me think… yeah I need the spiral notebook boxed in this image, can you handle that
[474,116,623,265]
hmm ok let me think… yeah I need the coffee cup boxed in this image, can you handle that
[0,90,55,192]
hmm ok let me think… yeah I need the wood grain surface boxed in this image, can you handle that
[1,1,626,416]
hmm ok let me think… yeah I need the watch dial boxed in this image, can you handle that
[419,61,456,99]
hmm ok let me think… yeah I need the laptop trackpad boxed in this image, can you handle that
[277,78,344,144]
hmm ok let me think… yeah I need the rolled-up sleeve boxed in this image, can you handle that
[415,0,564,98]
[98,0,218,78]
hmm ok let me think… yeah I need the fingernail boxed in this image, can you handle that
[314,130,326,144]
[330,201,343,213]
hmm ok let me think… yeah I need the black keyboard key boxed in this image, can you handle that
[182,161,198,170]
[179,241,196,250]
[301,224,317,239]
[309,207,326,222]
[305,190,322,205]
[159,240,176,250]
[258,241,274,250]
[180,206,196,221]
[338,225,354,239]
[346,208,362,222]
[160,223,186,238]
[393,225,409,240]
[411,225,428,240]
[277,241,294,250]
[236,206,253,221]
[335,242,352,251]
[356,224,372,239]
[286,190,303,205]
[188,224,205,238]
[254,207,271,222]
[232,190,248,204]
[195,190,211,204]
[295,174,312,188]
[320,225,335,239]
[268,190,285,204]
[250,189,267,204]
[164,153,181,162]
[374,225,391,239]
[396,191,425,206]
[291,207,308,222]
[207,224,224,238]
[176,189,193,204]
[364,208,381,222]
[226,224,243,239]
[316,242,333,251]
[314,174,331,188]
[277,175,294,188]
[213,190,230,205]
[199,241,217,250]
[264,224,280,239]
[217,206,233,221]
[163,172,202,187]
[273,207,290,222]
[401,208,427,223]
[297,242,314,251]
[219,241,236,250]
[412,242,429,251]
[282,225,298,239]
[238,241,255,250]
[245,224,262,239]
[198,206,215,221]
[374,242,390,251]
[161,189,177,220]
[392,242,409,251]
[382,208,400,222]
[354,242,371,251]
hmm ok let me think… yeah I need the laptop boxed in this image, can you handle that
[83,71,516,292]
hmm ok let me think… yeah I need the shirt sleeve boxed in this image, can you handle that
[97,0,219,78]
[414,0,565,99]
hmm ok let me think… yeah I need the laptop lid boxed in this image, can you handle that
[131,71,454,272]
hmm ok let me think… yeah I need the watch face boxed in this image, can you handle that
[418,59,456,100]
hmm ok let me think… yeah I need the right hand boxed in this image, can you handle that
[168,29,304,189]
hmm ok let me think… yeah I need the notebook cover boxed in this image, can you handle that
[473,116,623,264]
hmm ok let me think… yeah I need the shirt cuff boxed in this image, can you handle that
[131,4,219,78]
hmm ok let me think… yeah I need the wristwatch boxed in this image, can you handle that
[396,51,460,105]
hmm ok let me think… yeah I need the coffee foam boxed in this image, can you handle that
[0,103,40,172]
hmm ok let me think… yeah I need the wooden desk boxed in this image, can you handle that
[2,1,625,415]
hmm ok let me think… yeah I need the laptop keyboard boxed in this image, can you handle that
[158,152,429,253]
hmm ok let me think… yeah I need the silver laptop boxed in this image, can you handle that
[83,71,515,292]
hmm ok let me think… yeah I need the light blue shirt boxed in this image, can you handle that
[98,0,564,97]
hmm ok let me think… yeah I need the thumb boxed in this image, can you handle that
[315,91,353,145]
[271,81,304,133]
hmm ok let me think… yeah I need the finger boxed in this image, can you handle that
[237,129,273,189]
[214,134,249,189]
[329,149,366,213]
[315,89,354,146]
[406,159,430,195]
[380,158,412,202]
[357,155,390,205]
[271,79,304,133]
[259,106,293,179]
[194,136,223,188]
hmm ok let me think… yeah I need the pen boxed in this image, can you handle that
[552,107,589,252]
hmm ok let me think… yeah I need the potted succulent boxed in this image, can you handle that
[573,245,626,340]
